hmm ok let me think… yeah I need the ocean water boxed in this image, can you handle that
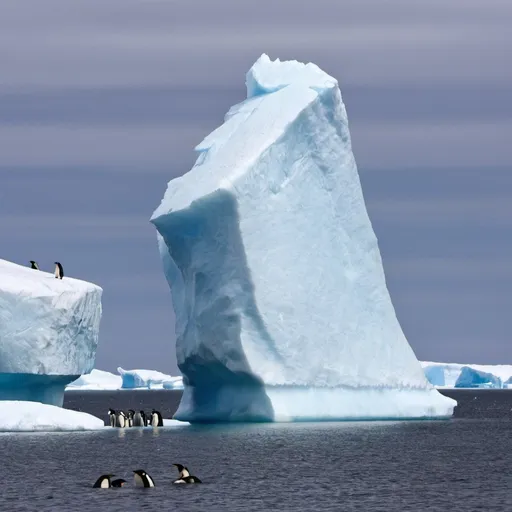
[1,391,511,512]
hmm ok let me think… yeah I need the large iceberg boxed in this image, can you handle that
[151,54,456,422]
[0,259,102,406]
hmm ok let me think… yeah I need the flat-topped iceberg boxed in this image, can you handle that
[0,259,102,406]
[151,54,455,422]
[0,401,104,432]
[67,369,122,390]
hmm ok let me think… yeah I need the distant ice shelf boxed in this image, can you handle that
[66,368,184,391]
[0,258,102,406]
[421,361,512,389]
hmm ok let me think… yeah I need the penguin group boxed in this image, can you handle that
[108,408,163,428]
[29,260,64,279]
[93,464,201,489]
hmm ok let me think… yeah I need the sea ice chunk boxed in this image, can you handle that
[0,259,102,406]
[0,401,104,432]
[117,367,177,389]
[151,54,456,422]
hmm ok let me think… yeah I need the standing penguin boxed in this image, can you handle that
[133,410,145,427]
[108,408,117,427]
[116,410,127,428]
[133,469,156,488]
[29,260,39,270]
[54,261,64,279]
[93,474,115,488]
[126,410,135,427]
[150,409,163,427]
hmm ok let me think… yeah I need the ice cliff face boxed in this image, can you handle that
[0,259,102,406]
[151,54,456,422]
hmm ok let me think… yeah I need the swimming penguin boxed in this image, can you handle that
[127,410,135,427]
[116,411,127,428]
[133,410,145,427]
[150,409,163,427]
[29,260,39,270]
[54,261,64,279]
[93,474,115,488]
[111,478,127,488]
[108,408,116,427]
[133,469,155,488]
[172,463,202,484]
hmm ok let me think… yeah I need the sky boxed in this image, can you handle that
[0,0,510,374]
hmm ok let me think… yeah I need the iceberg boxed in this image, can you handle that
[0,401,104,432]
[421,361,512,388]
[67,369,122,390]
[117,367,183,389]
[0,259,102,406]
[151,54,456,422]
[455,367,502,389]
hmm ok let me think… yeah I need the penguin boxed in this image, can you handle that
[133,469,155,488]
[108,408,116,428]
[150,409,163,427]
[116,411,127,428]
[133,410,145,427]
[172,463,202,484]
[93,474,115,488]
[127,410,135,427]
[29,260,39,270]
[54,261,64,280]
[111,478,127,488]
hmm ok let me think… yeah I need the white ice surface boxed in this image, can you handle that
[0,401,105,432]
[0,259,102,375]
[151,54,455,422]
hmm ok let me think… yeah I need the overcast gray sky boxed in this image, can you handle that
[0,0,510,373]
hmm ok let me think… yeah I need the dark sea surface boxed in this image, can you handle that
[0,390,510,512]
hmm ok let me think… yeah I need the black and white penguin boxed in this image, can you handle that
[133,410,145,427]
[111,478,127,488]
[54,261,64,280]
[172,463,202,484]
[29,260,39,270]
[133,469,156,488]
[150,409,163,427]
[116,411,127,428]
[108,408,116,427]
[93,474,115,488]
[127,410,135,427]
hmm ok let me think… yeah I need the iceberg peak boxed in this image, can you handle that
[246,53,337,98]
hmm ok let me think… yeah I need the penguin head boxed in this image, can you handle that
[133,469,147,477]
[173,463,185,472]
[108,408,115,415]
[111,478,127,488]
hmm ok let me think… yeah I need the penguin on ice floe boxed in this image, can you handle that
[54,261,64,279]
[111,478,127,488]
[133,469,156,488]
[127,410,135,427]
[133,410,145,427]
[93,474,115,488]
[172,463,202,484]
[29,260,39,270]
[116,411,127,428]
[108,408,116,427]
[150,409,163,427]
